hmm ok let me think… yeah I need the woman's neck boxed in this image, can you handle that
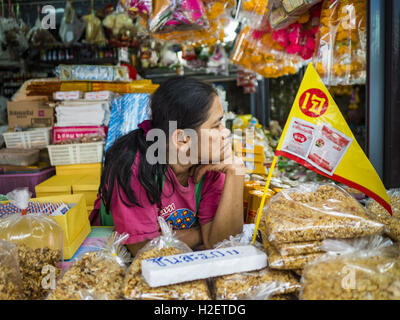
[169,163,193,187]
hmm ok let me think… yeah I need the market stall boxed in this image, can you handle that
[0,0,399,302]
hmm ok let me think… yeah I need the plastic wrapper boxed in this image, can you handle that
[0,240,23,300]
[152,1,232,46]
[268,0,322,30]
[83,11,106,45]
[121,217,211,300]
[105,93,150,151]
[1,16,29,58]
[47,232,131,300]
[265,242,324,270]
[206,44,229,76]
[215,268,300,300]
[55,65,130,82]
[59,1,85,46]
[149,0,208,34]
[365,189,400,241]
[300,238,399,300]
[262,184,385,245]
[27,14,56,48]
[212,226,300,300]
[230,25,304,78]
[273,240,324,256]
[0,189,63,300]
[122,0,152,16]
[103,12,135,39]
[314,0,366,86]
[0,148,39,167]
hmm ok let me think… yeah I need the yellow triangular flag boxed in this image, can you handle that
[274,63,391,214]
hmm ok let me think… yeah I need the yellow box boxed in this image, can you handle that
[72,174,100,209]
[55,163,102,176]
[30,194,90,260]
[35,174,83,198]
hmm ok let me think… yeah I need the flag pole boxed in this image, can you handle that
[251,154,278,244]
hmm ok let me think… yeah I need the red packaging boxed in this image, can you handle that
[52,126,108,144]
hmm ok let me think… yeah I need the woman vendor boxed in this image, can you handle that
[92,77,245,255]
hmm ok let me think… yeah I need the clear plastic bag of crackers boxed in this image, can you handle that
[212,226,300,300]
[365,188,400,242]
[0,188,64,300]
[300,235,400,300]
[262,183,385,246]
[0,240,23,300]
[121,217,211,300]
[47,232,132,300]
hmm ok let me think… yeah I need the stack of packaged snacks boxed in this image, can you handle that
[47,233,131,300]
[261,183,385,271]
[300,238,400,300]
[314,0,367,85]
[365,189,400,242]
[121,218,211,300]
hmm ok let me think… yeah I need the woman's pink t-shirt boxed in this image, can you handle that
[109,159,225,245]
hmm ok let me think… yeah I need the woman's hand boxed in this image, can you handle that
[190,155,245,183]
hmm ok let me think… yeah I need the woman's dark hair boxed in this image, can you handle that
[100,76,217,213]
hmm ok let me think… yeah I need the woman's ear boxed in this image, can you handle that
[171,129,190,150]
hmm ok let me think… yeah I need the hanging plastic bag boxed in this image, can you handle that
[300,236,399,300]
[206,44,229,76]
[59,0,85,46]
[0,240,23,300]
[0,188,64,300]
[365,189,400,241]
[149,0,208,34]
[47,232,131,300]
[83,10,106,45]
[27,6,56,47]
[122,0,152,17]
[314,0,366,86]
[121,217,211,300]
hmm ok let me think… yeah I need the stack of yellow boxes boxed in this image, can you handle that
[233,134,267,176]
[34,163,102,259]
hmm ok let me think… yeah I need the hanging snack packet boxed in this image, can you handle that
[47,232,131,300]
[0,189,63,300]
[0,240,23,300]
[121,217,211,300]
[149,0,208,34]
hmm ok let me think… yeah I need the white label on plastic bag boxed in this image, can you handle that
[281,117,317,159]
[141,245,267,288]
[307,124,352,175]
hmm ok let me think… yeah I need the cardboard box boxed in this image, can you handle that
[7,100,54,129]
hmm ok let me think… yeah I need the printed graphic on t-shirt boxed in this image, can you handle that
[160,204,197,230]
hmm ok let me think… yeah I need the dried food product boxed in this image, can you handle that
[300,244,400,300]
[0,240,22,300]
[122,247,210,300]
[215,267,300,300]
[263,184,384,244]
[265,242,324,270]
[121,217,210,300]
[365,189,400,241]
[273,240,324,256]
[48,233,131,300]
[0,189,63,300]
[17,244,62,300]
